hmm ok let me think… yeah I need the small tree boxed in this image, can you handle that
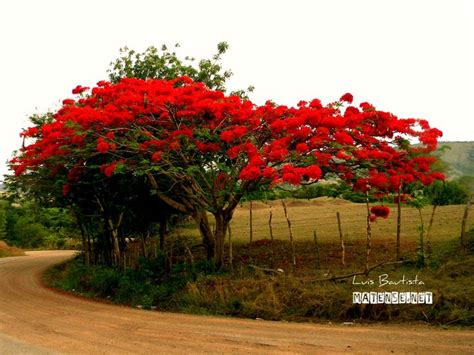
[407,190,429,268]
[0,200,8,240]
[424,180,469,259]
[108,42,254,98]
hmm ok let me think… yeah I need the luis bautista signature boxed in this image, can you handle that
[352,273,425,287]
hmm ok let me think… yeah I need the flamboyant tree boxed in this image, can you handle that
[10,76,444,266]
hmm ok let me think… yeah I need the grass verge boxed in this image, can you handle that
[44,238,474,327]
[0,241,24,257]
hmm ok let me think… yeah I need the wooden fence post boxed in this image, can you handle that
[365,190,372,274]
[396,181,402,261]
[249,200,253,244]
[228,224,233,271]
[281,200,296,272]
[313,228,321,271]
[426,205,437,261]
[336,212,346,268]
[461,194,474,248]
[268,207,275,268]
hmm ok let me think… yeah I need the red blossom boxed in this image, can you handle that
[359,102,374,111]
[11,76,444,205]
[101,162,117,177]
[151,152,162,162]
[304,165,322,180]
[370,205,390,218]
[334,131,354,145]
[20,127,38,137]
[239,165,261,180]
[339,93,353,103]
[72,85,89,95]
[295,143,309,154]
[96,138,109,153]
[62,99,75,106]
[262,167,278,180]
[430,172,445,181]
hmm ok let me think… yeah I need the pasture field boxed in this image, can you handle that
[228,197,472,244]
[179,197,473,244]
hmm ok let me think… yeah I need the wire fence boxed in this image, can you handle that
[178,201,474,244]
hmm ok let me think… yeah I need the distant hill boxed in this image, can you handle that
[434,141,474,178]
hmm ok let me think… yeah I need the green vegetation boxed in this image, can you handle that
[46,236,474,326]
[0,198,78,249]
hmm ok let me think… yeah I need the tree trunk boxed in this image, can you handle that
[365,191,372,274]
[336,211,345,268]
[228,224,233,271]
[77,218,90,266]
[141,230,148,258]
[281,200,296,272]
[268,207,275,268]
[159,219,166,251]
[249,200,253,244]
[213,212,229,268]
[417,208,425,268]
[193,210,215,260]
[426,205,437,261]
[107,211,124,268]
[396,182,402,261]
[111,228,121,267]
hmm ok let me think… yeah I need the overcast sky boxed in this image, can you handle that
[1,0,473,179]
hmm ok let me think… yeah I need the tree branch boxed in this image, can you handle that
[311,260,409,282]
[146,172,189,213]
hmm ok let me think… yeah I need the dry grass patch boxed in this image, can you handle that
[178,199,473,247]
[229,200,472,244]
[0,241,24,257]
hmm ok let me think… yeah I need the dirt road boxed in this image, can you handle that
[0,251,472,354]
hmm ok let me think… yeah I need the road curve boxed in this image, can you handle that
[0,251,472,354]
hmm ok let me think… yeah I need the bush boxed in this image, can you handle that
[12,217,49,248]
[46,255,219,309]
[425,180,469,205]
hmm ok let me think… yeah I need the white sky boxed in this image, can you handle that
[1,0,473,178]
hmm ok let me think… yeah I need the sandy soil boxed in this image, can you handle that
[0,251,472,354]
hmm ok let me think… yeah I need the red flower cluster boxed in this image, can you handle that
[72,85,89,95]
[100,162,118,177]
[339,93,353,103]
[11,76,443,203]
[370,205,390,221]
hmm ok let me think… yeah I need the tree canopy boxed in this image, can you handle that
[10,74,444,265]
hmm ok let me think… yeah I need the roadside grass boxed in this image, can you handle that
[45,239,474,326]
[44,199,474,326]
[0,241,24,258]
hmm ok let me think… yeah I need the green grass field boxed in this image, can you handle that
[180,197,473,245]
